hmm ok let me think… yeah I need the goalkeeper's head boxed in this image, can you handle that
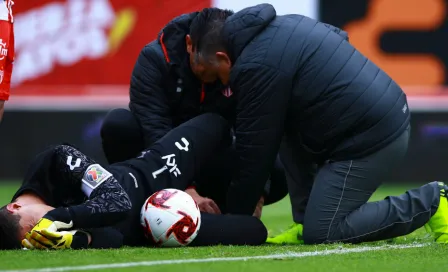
[0,199,54,250]
[0,204,22,249]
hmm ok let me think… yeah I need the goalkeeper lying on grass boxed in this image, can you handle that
[0,113,279,250]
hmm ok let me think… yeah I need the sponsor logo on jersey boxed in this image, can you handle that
[86,166,104,182]
[82,164,112,189]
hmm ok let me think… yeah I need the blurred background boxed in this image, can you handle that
[1,0,447,187]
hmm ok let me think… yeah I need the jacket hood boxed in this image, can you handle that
[158,12,198,65]
[222,4,276,63]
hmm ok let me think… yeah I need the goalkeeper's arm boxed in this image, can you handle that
[39,145,132,229]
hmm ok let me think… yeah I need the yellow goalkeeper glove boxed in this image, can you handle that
[22,228,89,250]
[21,207,88,250]
[30,217,73,233]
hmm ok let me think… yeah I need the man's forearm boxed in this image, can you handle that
[70,176,132,228]
[47,145,133,229]
[43,176,132,230]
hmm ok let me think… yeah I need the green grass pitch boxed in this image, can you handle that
[0,182,447,272]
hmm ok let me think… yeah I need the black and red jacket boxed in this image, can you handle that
[129,12,236,148]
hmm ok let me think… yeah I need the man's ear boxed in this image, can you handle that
[185,34,192,54]
[216,52,231,67]
[6,203,21,213]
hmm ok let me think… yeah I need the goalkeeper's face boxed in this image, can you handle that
[6,201,54,239]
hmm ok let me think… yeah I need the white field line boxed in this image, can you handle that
[0,243,429,272]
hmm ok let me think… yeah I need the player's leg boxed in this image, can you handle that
[302,126,443,244]
[190,213,267,246]
[131,113,232,192]
[101,108,144,164]
[266,137,316,244]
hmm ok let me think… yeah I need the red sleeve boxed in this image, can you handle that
[0,89,9,101]
[0,20,14,101]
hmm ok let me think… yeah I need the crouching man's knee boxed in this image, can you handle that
[101,108,137,139]
[302,224,329,245]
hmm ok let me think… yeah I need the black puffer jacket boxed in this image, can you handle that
[224,4,411,214]
[129,13,236,147]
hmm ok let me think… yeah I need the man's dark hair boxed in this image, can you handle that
[189,8,234,61]
[0,205,22,250]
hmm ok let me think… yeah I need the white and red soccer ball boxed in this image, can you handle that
[140,189,201,247]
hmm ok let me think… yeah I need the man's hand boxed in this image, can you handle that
[253,196,264,219]
[186,188,221,214]
[22,229,90,250]
[22,209,75,249]
[23,229,76,250]
[28,217,73,233]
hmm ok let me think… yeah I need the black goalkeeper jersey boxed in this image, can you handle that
[12,143,153,247]
[12,144,132,229]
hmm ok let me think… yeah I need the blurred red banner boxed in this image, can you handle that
[11,0,210,90]
[9,0,448,110]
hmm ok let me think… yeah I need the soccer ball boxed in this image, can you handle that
[140,188,201,247]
